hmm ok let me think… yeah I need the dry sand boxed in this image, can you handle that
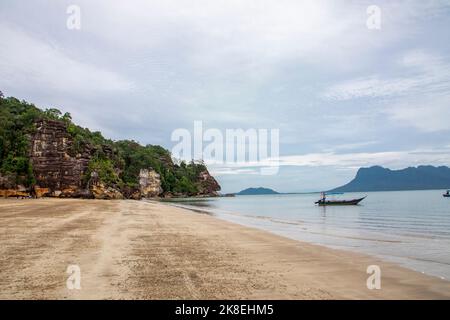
[0,198,449,299]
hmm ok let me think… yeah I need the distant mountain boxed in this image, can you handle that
[330,165,450,192]
[236,187,280,195]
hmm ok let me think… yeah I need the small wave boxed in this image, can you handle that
[406,256,450,266]
[297,229,404,243]
[269,218,303,226]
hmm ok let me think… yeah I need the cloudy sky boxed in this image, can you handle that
[1,0,450,193]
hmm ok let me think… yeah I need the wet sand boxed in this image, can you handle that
[0,198,449,299]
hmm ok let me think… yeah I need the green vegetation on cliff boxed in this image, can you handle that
[0,94,215,195]
[0,96,39,187]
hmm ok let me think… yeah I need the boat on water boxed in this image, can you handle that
[315,192,366,206]
[444,190,450,198]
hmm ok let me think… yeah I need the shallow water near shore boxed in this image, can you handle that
[166,190,450,280]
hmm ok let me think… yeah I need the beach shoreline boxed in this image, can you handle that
[0,198,449,299]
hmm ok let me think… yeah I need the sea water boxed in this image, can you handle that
[167,190,450,280]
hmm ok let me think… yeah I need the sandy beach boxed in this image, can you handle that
[0,198,449,299]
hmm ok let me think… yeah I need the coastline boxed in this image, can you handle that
[167,192,450,281]
[0,198,449,299]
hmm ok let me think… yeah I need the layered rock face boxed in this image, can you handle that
[89,172,124,200]
[30,119,90,197]
[196,170,221,196]
[29,120,172,199]
[29,120,127,199]
[139,169,163,198]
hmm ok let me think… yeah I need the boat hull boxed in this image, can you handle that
[315,197,366,206]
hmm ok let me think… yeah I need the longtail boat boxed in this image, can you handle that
[315,192,366,206]
[315,197,366,206]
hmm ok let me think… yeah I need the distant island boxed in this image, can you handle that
[236,187,280,195]
[330,165,450,192]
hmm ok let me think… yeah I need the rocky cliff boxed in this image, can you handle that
[138,169,163,198]
[30,119,92,197]
[196,170,221,196]
[28,119,188,199]
[0,115,220,199]
[0,95,221,199]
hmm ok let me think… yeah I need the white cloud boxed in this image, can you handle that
[323,75,429,100]
[276,149,450,168]
[75,0,418,88]
[211,147,450,175]
[0,23,134,96]
[210,167,260,176]
[323,141,379,152]
[323,50,450,101]
[386,93,450,132]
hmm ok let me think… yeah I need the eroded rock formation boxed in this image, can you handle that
[196,170,221,196]
[87,171,124,200]
[30,119,90,197]
[139,168,163,198]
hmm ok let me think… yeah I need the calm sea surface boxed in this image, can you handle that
[166,190,450,280]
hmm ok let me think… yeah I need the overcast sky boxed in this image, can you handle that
[1,0,450,193]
